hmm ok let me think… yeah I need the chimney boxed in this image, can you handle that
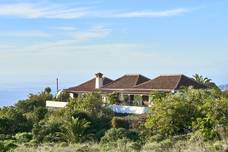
[95,72,103,89]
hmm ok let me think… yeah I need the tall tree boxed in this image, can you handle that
[193,74,220,91]
[193,74,212,85]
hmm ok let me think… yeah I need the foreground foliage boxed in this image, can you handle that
[1,82,228,151]
[145,89,228,140]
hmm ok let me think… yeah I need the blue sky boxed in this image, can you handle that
[0,0,228,106]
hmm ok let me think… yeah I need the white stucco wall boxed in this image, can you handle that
[46,101,67,108]
[46,101,149,114]
[109,104,149,114]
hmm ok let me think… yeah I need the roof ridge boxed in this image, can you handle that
[159,74,184,76]
[102,74,149,89]
[174,75,183,90]
[134,74,140,86]
[135,74,150,86]
[102,75,125,88]
[102,74,142,88]
[124,74,141,76]
[134,77,153,88]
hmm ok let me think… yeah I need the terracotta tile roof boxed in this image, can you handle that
[134,75,207,91]
[102,74,150,89]
[66,77,113,93]
[65,74,206,94]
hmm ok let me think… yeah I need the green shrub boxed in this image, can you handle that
[25,107,48,124]
[145,89,228,140]
[112,115,146,129]
[112,117,129,129]
[107,93,119,104]
[66,93,103,115]
[15,89,53,114]
[132,95,142,106]
[64,93,114,141]
[32,121,65,143]
[61,117,92,143]
[55,91,70,102]
[0,134,12,140]
[192,118,218,140]
[0,108,33,135]
[0,140,17,152]
[15,132,32,143]
[100,128,129,145]
[100,128,141,147]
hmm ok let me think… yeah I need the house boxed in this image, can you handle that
[65,73,206,105]
[46,72,206,114]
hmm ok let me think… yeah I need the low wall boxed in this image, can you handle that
[46,101,149,114]
[46,101,67,108]
[109,104,149,114]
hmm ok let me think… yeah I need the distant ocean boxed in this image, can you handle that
[0,79,77,107]
[0,87,43,107]
[0,82,63,107]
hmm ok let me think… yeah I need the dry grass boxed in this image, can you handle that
[12,139,228,152]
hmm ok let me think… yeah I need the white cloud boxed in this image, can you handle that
[0,30,50,37]
[104,8,191,18]
[0,3,191,19]
[0,26,111,43]
[72,26,111,41]
[0,3,89,19]
[52,26,78,31]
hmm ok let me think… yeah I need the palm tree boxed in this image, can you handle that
[193,74,220,91]
[61,117,92,143]
[193,74,212,85]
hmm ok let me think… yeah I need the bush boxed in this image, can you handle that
[107,93,119,104]
[100,128,129,145]
[112,117,129,129]
[0,134,12,140]
[145,93,197,137]
[132,95,142,106]
[32,121,65,143]
[100,128,141,147]
[0,107,32,135]
[61,117,92,143]
[66,93,103,115]
[15,89,53,114]
[112,115,146,129]
[26,107,48,124]
[0,140,17,152]
[64,93,114,141]
[55,91,70,102]
[145,89,228,140]
[15,132,32,143]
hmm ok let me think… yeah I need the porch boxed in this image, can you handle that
[103,93,151,107]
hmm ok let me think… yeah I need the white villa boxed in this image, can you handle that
[46,73,206,114]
